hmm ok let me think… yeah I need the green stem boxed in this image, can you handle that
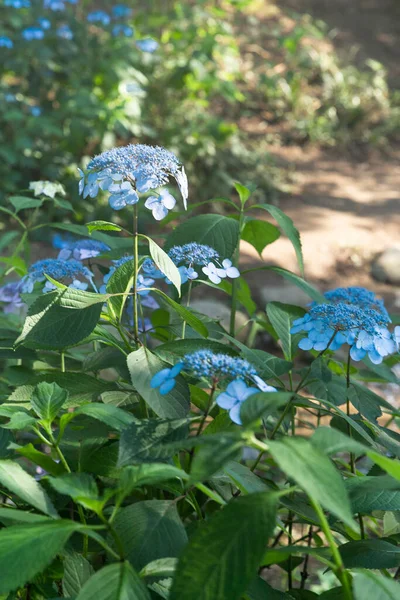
[60,351,65,373]
[132,204,139,343]
[229,206,245,337]
[181,280,193,339]
[99,513,125,560]
[310,498,353,600]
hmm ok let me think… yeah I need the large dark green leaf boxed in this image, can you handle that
[75,562,151,600]
[119,464,188,494]
[189,434,244,484]
[127,348,190,418]
[339,539,400,570]
[165,214,240,258]
[0,520,80,594]
[348,382,384,422]
[246,577,293,599]
[31,381,68,422]
[118,418,189,466]
[222,461,269,494]
[240,392,291,426]
[268,438,356,529]
[0,460,58,517]
[62,551,94,597]
[113,500,188,571]
[346,475,400,513]
[169,492,277,600]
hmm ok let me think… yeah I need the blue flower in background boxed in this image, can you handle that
[140,294,159,310]
[5,0,30,7]
[142,258,164,279]
[87,11,111,26]
[22,258,93,293]
[22,27,45,41]
[103,255,133,285]
[30,106,42,117]
[151,362,185,395]
[216,379,261,425]
[136,38,158,53]
[317,286,390,321]
[44,0,65,10]
[0,36,13,48]
[145,189,176,221]
[57,25,73,40]
[168,243,220,268]
[108,181,139,210]
[83,144,188,209]
[112,4,132,18]
[112,25,133,37]
[136,274,154,296]
[0,281,24,313]
[56,238,110,261]
[37,18,51,30]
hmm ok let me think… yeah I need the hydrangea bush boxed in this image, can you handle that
[0,144,400,599]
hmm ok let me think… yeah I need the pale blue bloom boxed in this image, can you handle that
[136,274,154,296]
[142,258,164,279]
[30,106,41,117]
[5,0,30,7]
[140,294,159,310]
[112,24,133,37]
[150,363,185,395]
[136,38,158,53]
[22,258,93,293]
[22,27,45,41]
[145,189,176,221]
[57,25,73,40]
[219,259,240,279]
[56,238,110,261]
[108,181,139,210]
[0,36,13,48]
[202,262,227,285]
[112,4,132,18]
[37,18,51,30]
[87,10,110,26]
[44,0,65,10]
[317,286,390,322]
[216,379,260,425]
[0,281,24,313]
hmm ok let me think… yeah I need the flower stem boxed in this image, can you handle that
[309,497,353,600]
[229,206,245,337]
[132,204,139,343]
[181,280,193,339]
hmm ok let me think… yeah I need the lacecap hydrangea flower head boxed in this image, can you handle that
[167,243,240,285]
[292,286,397,364]
[53,235,110,261]
[151,350,277,425]
[78,144,188,218]
[21,259,94,293]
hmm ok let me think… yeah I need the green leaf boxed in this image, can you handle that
[139,557,178,579]
[118,418,189,466]
[268,438,357,529]
[246,577,293,599]
[144,235,181,296]
[62,552,94,597]
[0,520,80,595]
[75,403,137,432]
[9,196,43,213]
[346,475,400,513]
[113,500,188,571]
[49,473,99,505]
[0,255,27,276]
[127,348,190,418]
[15,290,104,349]
[222,461,269,494]
[242,219,280,256]
[339,539,400,570]
[169,492,277,600]
[234,182,253,206]
[0,429,13,458]
[266,302,304,360]
[353,571,400,600]
[106,258,135,320]
[1,412,37,430]
[225,336,293,381]
[311,427,366,456]
[154,289,208,337]
[0,508,50,526]
[87,220,122,233]
[0,460,58,517]
[240,392,292,426]
[31,381,68,422]
[14,443,65,476]
[348,382,383,421]
[119,464,188,494]
[76,562,151,600]
[189,434,244,484]
[165,214,240,259]
[253,203,304,276]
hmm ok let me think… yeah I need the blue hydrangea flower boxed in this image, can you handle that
[140,294,159,310]
[394,326,400,351]
[136,38,158,53]
[291,302,395,364]
[150,363,185,395]
[87,10,111,26]
[167,243,239,285]
[56,238,110,261]
[144,189,176,221]
[142,258,164,279]
[43,0,65,10]
[0,36,13,48]
[57,25,73,40]
[138,317,152,334]
[5,0,30,7]
[22,259,93,293]
[216,379,260,425]
[22,27,45,41]
[37,17,51,30]
[112,4,132,18]
[136,274,154,296]
[319,286,390,321]
[82,144,188,209]
[103,256,133,285]
[0,281,24,313]
[108,181,139,210]
[112,24,133,37]
[30,106,41,117]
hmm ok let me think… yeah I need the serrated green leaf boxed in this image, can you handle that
[222,461,269,494]
[87,220,122,233]
[189,434,244,484]
[139,557,178,579]
[240,392,292,426]
[9,196,43,213]
[119,464,188,494]
[266,302,305,360]
[170,492,277,600]
[62,551,94,597]
[353,571,400,600]
[31,381,68,422]
[154,289,208,337]
[346,475,400,513]
[0,460,58,517]
[76,561,151,600]
[340,539,400,570]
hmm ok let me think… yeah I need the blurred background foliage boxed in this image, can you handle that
[1,0,400,217]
